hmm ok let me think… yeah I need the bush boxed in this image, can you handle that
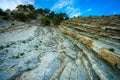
[52,18,63,25]
[11,23,15,25]
[52,13,69,25]
[0,8,7,16]
[2,15,10,20]
[40,17,50,26]
[0,46,4,50]
[109,48,115,52]
[13,12,28,21]
[27,12,36,19]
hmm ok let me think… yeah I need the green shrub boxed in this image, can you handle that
[52,13,69,25]
[0,46,4,50]
[109,48,115,52]
[0,8,7,16]
[11,23,15,25]
[94,37,98,40]
[20,53,24,56]
[40,17,50,26]
[27,12,36,19]
[26,10,37,19]
[22,40,26,43]
[52,18,60,25]
[13,12,28,21]
[2,15,10,20]
[12,54,20,59]
[6,44,10,47]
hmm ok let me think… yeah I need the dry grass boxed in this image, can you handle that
[99,47,120,65]
[60,27,93,48]
[61,15,120,39]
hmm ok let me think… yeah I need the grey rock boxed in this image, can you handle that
[0,23,120,80]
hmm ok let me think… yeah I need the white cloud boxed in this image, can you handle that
[87,8,92,12]
[0,0,34,10]
[67,8,92,17]
[77,8,92,15]
[52,1,67,10]
[52,0,81,17]
[113,11,117,14]
[66,6,81,17]
[51,0,72,10]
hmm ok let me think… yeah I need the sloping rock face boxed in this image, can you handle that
[0,19,120,80]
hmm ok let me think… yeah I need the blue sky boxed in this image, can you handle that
[0,0,120,17]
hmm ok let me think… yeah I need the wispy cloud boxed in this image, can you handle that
[87,8,92,12]
[78,8,92,15]
[0,0,35,10]
[51,0,71,10]
[52,0,81,17]
[66,6,81,17]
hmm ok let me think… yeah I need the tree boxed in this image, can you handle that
[16,4,35,11]
[40,17,50,26]
[26,4,35,11]
[63,13,69,20]
[48,11,55,18]
[43,8,50,16]
[0,8,7,16]
[0,8,3,13]
[0,8,10,20]
[13,12,28,21]
[2,14,10,20]
[27,10,37,19]
[37,8,44,15]
[23,5,27,11]
[5,9,11,13]
[0,4,69,24]
[16,4,24,11]
[52,12,69,25]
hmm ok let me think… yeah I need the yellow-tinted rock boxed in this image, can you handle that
[60,27,93,48]
[99,47,120,65]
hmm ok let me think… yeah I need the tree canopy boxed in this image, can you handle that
[16,4,35,11]
[0,4,69,25]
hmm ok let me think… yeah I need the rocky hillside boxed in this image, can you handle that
[0,15,120,80]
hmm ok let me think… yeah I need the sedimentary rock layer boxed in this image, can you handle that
[0,21,120,80]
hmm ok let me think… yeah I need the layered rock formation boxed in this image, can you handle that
[0,17,120,80]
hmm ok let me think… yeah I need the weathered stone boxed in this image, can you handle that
[0,20,120,80]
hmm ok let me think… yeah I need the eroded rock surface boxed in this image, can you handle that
[0,21,120,80]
